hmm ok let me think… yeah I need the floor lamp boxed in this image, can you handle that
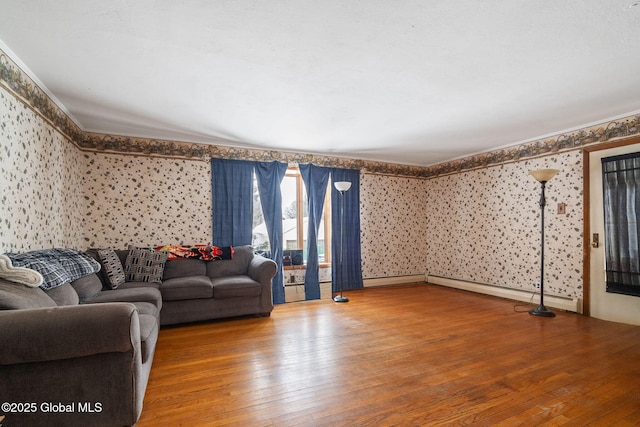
[529,168,560,317]
[334,181,352,303]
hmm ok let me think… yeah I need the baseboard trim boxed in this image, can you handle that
[427,275,581,313]
[363,275,427,288]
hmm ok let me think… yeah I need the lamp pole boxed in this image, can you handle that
[333,181,351,303]
[529,169,559,317]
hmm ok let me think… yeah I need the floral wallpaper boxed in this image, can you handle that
[82,152,212,249]
[0,87,84,253]
[360,173,428,278]
[80,154,429,282]
[424,152,584,299]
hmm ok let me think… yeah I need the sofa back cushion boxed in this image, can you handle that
[161,276,213,301]
[44,283,80,306]
[70,273,103,303]
[0,278,57,309]
[207,245,253,278]
[163,259,207,280]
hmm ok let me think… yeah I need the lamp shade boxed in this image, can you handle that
[529,169,560,182]
[334,181,352,192]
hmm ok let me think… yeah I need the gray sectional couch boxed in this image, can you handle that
[0,245,276,427]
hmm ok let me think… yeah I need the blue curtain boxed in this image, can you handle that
[255,161,288,304]
[299,163,331,300]
[211,158,255,247]
[331,168,364,292]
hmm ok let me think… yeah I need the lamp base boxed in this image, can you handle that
[333,295,349,303]
[529,305,556,317]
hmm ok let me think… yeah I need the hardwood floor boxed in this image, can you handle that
[136,285,640,426]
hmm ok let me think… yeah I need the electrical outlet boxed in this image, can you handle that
[535,282,541,289]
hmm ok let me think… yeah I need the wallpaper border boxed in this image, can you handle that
[2,47,639,178]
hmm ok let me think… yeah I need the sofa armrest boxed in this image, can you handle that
[248,255,277,313]
[248,254,277,284]
[0,302,140,365]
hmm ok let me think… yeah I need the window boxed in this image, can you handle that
[252,167,331,264]
[602,152,640,296]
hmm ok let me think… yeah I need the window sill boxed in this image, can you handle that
[284,263,331,270]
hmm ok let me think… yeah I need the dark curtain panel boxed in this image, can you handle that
[602,152,640,297]
[299,163,331,300]
[331,168,364,292]
[211,158,255,247]
[255,161,288,304]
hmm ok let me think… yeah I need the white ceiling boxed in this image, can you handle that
[1,1,640,166]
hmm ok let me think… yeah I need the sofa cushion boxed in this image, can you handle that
[70,273,103,303]
[130,301,160,318]
[44,283,80,306]
[0,278,56,309]
[161,276,213,301]
[85,248,109,289]
[89,287,163,311]
[207,245,253,278]
[125,247,168,283]
[211,276,262,299]
[113,249,129,266]
[163,259,206,280]
[117,281,161,290]
[97,249,126,289]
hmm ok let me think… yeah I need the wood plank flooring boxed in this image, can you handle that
[136,285,640,426]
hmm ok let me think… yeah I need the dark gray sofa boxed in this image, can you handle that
[100,245,277,325]
[0,245,276,426]
[0,275,161,427]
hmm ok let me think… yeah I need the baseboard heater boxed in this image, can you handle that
[363,274,427,288]
[427,275,581,313]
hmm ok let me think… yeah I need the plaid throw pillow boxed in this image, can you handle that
[125,247,168,283]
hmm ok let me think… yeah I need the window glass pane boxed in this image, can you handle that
[281,175,299,251]
[317,216,326,263]
[252,173,268,253]
[251,168,330,264]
